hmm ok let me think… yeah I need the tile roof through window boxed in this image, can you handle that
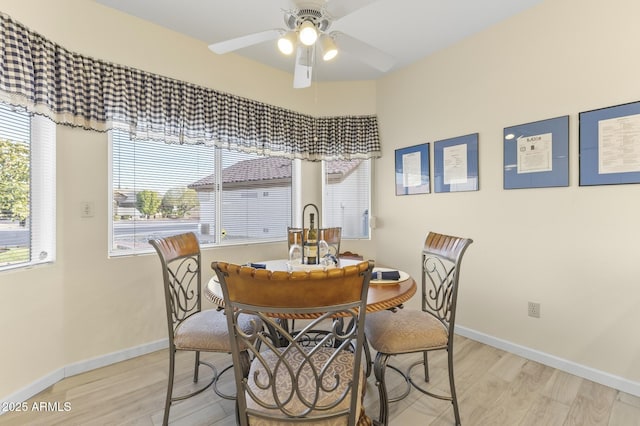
[188,157,362,189]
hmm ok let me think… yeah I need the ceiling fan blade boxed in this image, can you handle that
[208,29,282,54]
[293,46,314,89]
[333,32,395,72]
[324,0,380,20]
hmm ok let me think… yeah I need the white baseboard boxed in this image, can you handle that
[64,338,168,377]
[0,368,65,414]
[1,338,168,414]
[4,328,640,414]
[455,325,640,398]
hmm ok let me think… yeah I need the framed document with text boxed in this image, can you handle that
[395,143,430,195]
[503,115,569,189]
[434,133,479,193]
[579,100,640,186]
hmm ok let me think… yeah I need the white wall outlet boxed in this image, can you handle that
[81,201,94,218]
[528,301,541,318]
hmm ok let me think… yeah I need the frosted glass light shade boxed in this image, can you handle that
[277,32,296,55]
[320,35,338,61]
[299,21,318,46]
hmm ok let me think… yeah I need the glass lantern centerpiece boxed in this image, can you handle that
[288,204,330,269]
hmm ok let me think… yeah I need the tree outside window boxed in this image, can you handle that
[0,139,30,224]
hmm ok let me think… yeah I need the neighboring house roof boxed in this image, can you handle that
[113,189,134,200]
[326,159,362,183]
[113,188,137,205]
[224,156,292,184]
[189,157,362,190]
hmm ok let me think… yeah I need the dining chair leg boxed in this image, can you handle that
[163,350,176,426]
[240,350,251,373]
[364,335,372,377]
[448,349,461,426]
[423,351,430,382]
[233,350,252,425]
[193,351,200,382]
[373,352,391,426]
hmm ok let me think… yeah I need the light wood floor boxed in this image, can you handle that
[1,335,639,425]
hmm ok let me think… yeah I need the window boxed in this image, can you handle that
[110,130,292,255]
[0,102,56,271]
[322,159,371,239]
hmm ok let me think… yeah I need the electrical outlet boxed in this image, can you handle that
[528,301,540,318]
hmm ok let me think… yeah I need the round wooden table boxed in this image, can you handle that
[206,259,417,315]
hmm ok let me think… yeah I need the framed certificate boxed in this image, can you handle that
[579,100,640,186]
[434,133,479,193]
[503,115,569,189]
[395,143,430,196]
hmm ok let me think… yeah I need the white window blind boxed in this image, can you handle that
[110,129,292,255]
[0,103,56,271]
[323,159,371,239]
[221,150,292,243]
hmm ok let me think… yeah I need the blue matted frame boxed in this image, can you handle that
[395,143,430,195]
[434,133,479,193]
[503,115,569,189]
[579,100,640,186]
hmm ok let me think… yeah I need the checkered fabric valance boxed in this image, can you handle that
[0,13,381,160]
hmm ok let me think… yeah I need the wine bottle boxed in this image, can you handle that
[304,213,318,264]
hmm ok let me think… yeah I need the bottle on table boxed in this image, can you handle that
[304,213,318,264]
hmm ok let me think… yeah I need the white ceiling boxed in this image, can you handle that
[95,0,543,83]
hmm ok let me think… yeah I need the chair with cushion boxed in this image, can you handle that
[212,260,375,426]
[149,232,260,426]
[364,232,473,426]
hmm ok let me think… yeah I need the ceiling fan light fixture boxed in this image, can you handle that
[319,35,338,61]
[277,31,296,55]
[298,20,318,46]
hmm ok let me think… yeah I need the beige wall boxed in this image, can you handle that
[0,0,376,399]
[2,0,640,404]
[374,0,640,387]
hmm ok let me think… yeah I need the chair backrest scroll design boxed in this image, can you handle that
[422,232,473,329]
[212,260,374,426]
[149,232,202,333]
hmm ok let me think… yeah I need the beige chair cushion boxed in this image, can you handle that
[174,309,260,352]
[245,347,365,426]
[365,309,448,354]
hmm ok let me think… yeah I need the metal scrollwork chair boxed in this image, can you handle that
[364,232,473,426]
[149,232,260,426]
[212,260,375,426]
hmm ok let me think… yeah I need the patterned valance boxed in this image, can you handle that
[0,12,381,160]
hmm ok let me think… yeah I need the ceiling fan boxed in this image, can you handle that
[208,0,396,89]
